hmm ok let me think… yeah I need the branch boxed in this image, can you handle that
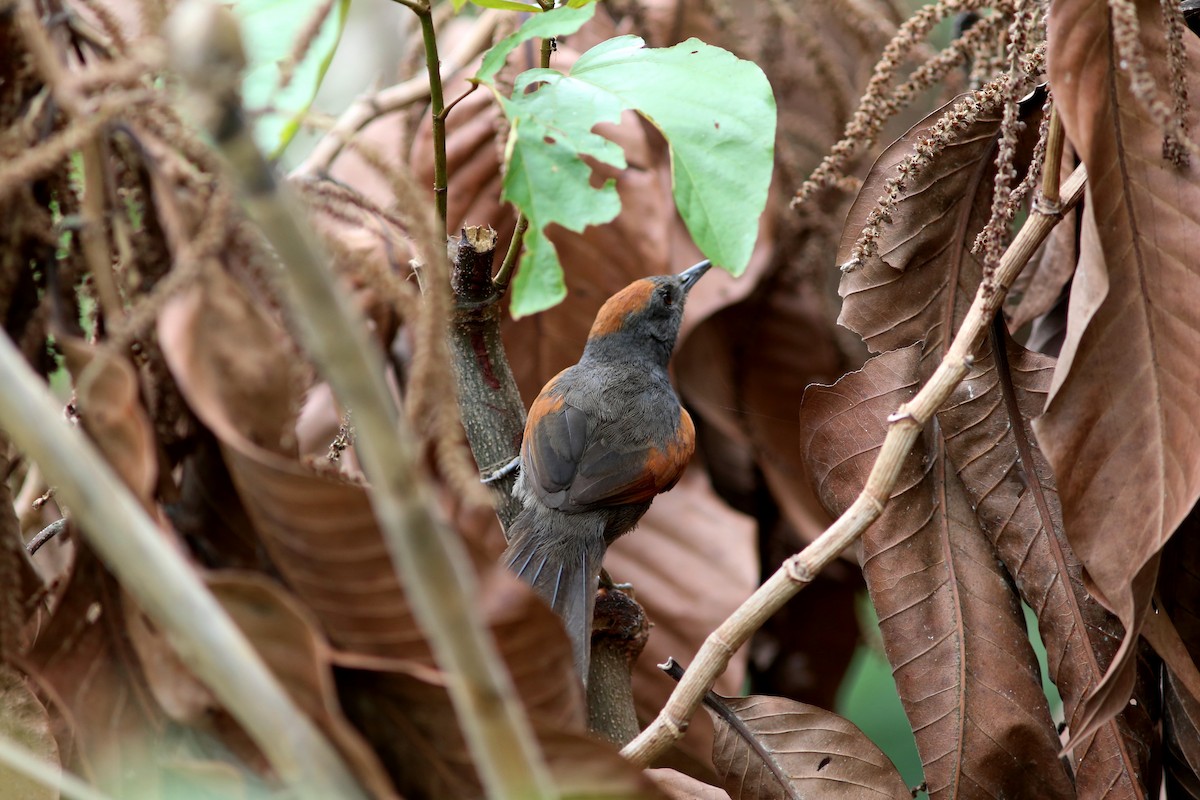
[398,0,450,240]
[166,4,555,798]
[448,226,526,529]
[621,161,1089,767]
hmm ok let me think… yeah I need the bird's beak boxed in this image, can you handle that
[678,259,712,294]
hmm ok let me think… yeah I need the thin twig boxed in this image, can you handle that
[415,2,448,241]
[620,161,1089,767]
[167,5,555,797]
[26,517,67,555]
[493,213,528,290]
[1040,107,1064,207]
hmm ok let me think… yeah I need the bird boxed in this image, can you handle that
[502,259,711,681]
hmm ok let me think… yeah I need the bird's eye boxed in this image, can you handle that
[659,286,674,306]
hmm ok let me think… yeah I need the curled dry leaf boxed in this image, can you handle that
[58,336,158,507]
[1042,0,1200,731]
[0,663,60,800]
[800,347,1072,800]
[23,548,165,794]
[207,571,400,800]
[938,332,1156,797]
[1165,669,1200,798]
[706,693,909,800]
[158,266,429,662]
[836,97,996,356]
[158,263,589,739]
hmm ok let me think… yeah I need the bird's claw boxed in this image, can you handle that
[481,456,520,485]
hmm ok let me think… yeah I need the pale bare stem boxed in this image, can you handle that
[1110,0,1199,164]
[792,0,1005,209]
[167,4,555,798]
[1041,107,1064,206]
[0,732,117,800]
[621,162,1088,768]
[291,10,500,178]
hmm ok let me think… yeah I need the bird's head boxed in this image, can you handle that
[583,260,711,365]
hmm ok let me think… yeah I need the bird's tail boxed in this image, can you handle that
[502,509,606,682]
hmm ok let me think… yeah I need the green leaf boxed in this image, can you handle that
[232,0,350,159]
[469,0,545,11]
[568,37,775,273]
[473,3,596,86]
[493,35,776,316]
[510,228,568,316]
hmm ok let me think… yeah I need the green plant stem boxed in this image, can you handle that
[412,0,449,241]
[493,22,553,292]
[493,213,529,290]
[0,331,369,800]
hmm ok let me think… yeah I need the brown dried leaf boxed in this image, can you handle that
[0,664,59,800]
[340,665,649,800]
[799,346,1072,800]
[59,337,158,505]
[23,548,164,794]
[155,265,301,457]
[646,767,730,800]
[836,98,996,355]
[158,268,587,731]
[707,694,909,799]
[1165,669,1200,798]
[158,268,424,661]
[938,333,1156,797]
[207,572,400,800]
[1040,0,1200,729]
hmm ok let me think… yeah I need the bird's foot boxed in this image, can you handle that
[481,456,520,485]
